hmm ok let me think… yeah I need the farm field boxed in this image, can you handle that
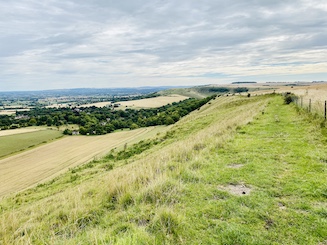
[44,95,189,109]
[77,101,111,108]
[118,94,189,108]
[274,82,327,99]
[0,126,167,198]
[0,110,16,115]
[273,83,327,116]
[0,109,30,115]
[0,129,62,159]
[0,127,44,137]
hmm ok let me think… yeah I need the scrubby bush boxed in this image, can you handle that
[284,93,297,104]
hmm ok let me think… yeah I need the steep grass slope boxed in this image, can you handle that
[1,94,326,244]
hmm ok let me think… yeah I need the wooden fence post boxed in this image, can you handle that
[325,100,326,120]
[309,99,311,113]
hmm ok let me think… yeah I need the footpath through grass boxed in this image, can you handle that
[176,96,327,244]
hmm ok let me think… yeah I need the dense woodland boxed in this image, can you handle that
[0,96,214,135]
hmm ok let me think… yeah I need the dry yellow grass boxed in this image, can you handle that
[274,83,327,115]
[0,127,44,137]
[275,83,326,98]
[0,126,166,198]
[235,82,327,116]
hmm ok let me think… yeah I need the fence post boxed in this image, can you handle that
[301,97,303,107]
[309,99,311,113]
[325,100,326,120]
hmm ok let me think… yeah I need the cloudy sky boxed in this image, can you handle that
[1,0,327,91]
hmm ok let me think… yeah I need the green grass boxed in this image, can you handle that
[174,96,327,244]
[0,130,63,158]
[1,94,327,244]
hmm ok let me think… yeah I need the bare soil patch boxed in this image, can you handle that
[227,163,244,169]
[219,183,252,196]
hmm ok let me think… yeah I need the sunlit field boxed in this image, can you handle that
[0,129,62,159]
[0,126,167,197]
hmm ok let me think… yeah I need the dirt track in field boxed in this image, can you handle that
[0,127,159,197]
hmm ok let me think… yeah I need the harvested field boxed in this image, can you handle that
[118,94,189,108]
[0,129,62,159]
[0,126,166,198]
[75,94,189,109]
[276,83,327,99]
[0,110,17,115]
[275,83,327,115]
[0,109,30,115]
[0,127,43,137]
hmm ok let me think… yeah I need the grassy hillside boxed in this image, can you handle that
[1,94,327,244]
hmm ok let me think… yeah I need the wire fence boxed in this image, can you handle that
[294,96,327,120]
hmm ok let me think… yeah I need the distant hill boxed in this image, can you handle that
[159,85,250,98]
[232,81,257,84]
[0,86,184,99]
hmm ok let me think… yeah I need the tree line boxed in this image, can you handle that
[0,96,214,135]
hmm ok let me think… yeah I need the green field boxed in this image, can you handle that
[1,94,327,244]
[0,130,63,158]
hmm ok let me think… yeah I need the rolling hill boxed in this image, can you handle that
[1,93,327,244]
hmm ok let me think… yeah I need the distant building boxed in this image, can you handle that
[14,115,30,120]
[72,130,79,135]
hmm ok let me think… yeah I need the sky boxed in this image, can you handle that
[1,0,327,91]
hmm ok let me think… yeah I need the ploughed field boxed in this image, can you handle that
[0,126,166,197]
